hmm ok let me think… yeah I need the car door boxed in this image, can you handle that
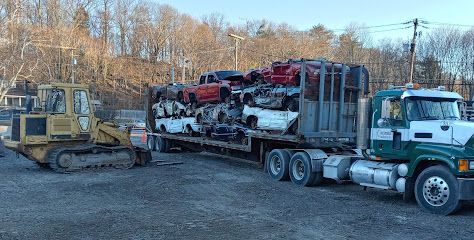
[206,74,220,101]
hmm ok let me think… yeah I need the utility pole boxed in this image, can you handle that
[71,49,76,84]
[228,34,245,70]
[408,18,419,83]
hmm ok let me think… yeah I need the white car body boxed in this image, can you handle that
[242,105,298,131]
[155,117,201,134]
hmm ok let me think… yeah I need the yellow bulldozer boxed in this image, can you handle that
[4,83,150,172]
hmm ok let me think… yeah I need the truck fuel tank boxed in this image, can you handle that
[349,160,403,190]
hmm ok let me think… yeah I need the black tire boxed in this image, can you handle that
[177,91,184,103]
[186,125,195,137]
[165,139,172,153]
[247,116,258,129]
[267,149,291,181]
[243,94,255,107]
[147,135,156,151]
[155,136,168,153]
[289,152,323,186]
[196,114,203,124]
[218,112,227,124]
[159,125,167,133]
[283,96,299,112]
[220,88,230,103]
[415,165,462,215]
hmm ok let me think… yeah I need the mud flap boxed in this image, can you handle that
[134,147,152,166]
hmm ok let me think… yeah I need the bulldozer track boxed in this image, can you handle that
[47,144,136,173]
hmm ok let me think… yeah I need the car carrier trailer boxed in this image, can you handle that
[145,60,474,215]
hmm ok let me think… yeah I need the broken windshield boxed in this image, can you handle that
[405,97,460,121]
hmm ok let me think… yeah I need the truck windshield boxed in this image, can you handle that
[215,71,242,80]
[405,97,460,121]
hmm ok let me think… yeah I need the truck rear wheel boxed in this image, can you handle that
[147,135,156,151]
[155,136,170,153]
[415,165,461,215]
[267,149,290,181]
[289,152,322,186]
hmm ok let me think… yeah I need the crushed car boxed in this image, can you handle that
[202,123,251,144]
[241,105,298,133]
[240,84,300,111]
[243,59,366,88]
[152,100,190,118]
[195,103,243,124]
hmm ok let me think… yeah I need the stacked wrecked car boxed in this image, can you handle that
[148,59,359,144]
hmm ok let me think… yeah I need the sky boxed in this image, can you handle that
[157,0,474,42]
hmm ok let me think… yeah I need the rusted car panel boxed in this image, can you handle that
[183,70,244,105]
[240,84,300,110]
[241,105,298,131]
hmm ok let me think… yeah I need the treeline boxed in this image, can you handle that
[0,0,473,109]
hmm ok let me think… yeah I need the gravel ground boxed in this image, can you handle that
[0,141,473,240]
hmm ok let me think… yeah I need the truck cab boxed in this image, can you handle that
[368,84,474,214]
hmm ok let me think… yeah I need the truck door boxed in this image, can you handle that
[372,97,409,159]
[196,74,208,102]
[72,89,92,140]
[206,74,220,101]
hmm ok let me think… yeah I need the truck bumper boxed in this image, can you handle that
[458,178,474,200]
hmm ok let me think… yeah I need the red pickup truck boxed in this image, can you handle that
[183,70,244,105]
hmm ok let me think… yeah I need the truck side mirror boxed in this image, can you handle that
[377,118,390,128]
[378,97,392,127]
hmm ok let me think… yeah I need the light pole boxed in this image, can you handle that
[228,33,245,70]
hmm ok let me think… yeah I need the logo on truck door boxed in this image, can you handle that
[374,128,393,140]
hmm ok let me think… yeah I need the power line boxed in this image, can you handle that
[331,21,412,32]
[366,26,412,34]
[420,20,473,28]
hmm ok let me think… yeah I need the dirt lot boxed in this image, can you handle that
[0,144,473,240]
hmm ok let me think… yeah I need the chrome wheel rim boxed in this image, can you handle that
[270,155,281,175]
[423,176,450,207]
[147,137,153,149]
[292,159,304,181]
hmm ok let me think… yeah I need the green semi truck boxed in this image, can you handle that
[146,60,474,215]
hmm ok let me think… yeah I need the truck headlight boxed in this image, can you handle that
[470,160,474,170]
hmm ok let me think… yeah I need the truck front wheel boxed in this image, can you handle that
[415,165,462,215]
[289,152,322,186]
[267,149,290,181]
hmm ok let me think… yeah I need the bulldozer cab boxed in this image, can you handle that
[37,84,95,142]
